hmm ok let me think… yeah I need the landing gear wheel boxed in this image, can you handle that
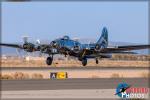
[96,58,99,64]
[46,56,53,65]
[82,58,87,66]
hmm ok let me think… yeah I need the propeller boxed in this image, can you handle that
[14,36,29,58]
[22,36,29,43]
[16,48,23,58]
[36,39,43,57]
[36,39,41,45]
[21,36,36,52]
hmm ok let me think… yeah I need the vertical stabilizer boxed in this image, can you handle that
[96,27,108,48]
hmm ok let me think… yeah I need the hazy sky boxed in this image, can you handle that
[2,1,149,44]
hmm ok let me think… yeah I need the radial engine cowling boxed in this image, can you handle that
[50,41,59,48]
[23,43,35,52]
[74,45,80,51]
[95,44,100,50]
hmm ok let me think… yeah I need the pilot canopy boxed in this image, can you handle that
[62,36,70,40]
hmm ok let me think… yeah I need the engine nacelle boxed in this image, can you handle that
[74,45,80,51]
[50,41,59,48]
[23,43,35,52]
[95,44,100,50]
[95,44,105,50]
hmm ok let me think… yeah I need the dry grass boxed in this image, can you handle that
[140,72,150,78]
[0,72,44,80]
[110,73,120,78]
[1,74,13,79]
[31,73,43,79]
[1,59,150,67]
[91,75,99,78]
[1,69,149,79]
[13,72,29,79]
[110,73,125,78]
[112,54,150,61]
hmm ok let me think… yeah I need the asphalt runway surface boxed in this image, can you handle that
[1,78,149,100]
[1,78,149,91]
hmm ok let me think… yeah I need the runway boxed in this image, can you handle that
[2,78,149,90]
[1,78,149,100]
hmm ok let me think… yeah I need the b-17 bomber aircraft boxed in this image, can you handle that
[1,27,150,66]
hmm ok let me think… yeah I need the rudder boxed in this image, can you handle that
[96,27,108,48]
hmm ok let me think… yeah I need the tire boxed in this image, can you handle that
[96,59,99,64]
[82,58,87,66]
[46,57,53,65]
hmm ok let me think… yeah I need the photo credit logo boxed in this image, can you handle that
[115,82,149,99]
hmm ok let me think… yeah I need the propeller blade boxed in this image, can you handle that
[36,39,41,45]
[16,48,25,59]
[22,36,29,43]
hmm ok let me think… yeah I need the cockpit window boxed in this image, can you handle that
[62,36,70,40]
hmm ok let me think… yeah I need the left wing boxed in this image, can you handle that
[100,45,150,53]
[77,44,150,58]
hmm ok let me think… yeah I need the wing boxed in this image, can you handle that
[0,43,23,49]
[76,45,150,58]
[0,43,52,54]
[100,45,150,53]
[53,44,150,58]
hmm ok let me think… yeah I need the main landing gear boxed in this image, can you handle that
[96,58,99,64]
[81,58,99,66]
[46,56,53,65]
[81,57,87,66]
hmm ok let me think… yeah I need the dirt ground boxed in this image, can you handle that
[1,58,149,67]
[1,55,149,79]
[1,54,150,67]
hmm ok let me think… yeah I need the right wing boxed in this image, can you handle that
[0,43,23,49]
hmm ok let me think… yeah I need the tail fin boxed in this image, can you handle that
[96,27,108,48]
